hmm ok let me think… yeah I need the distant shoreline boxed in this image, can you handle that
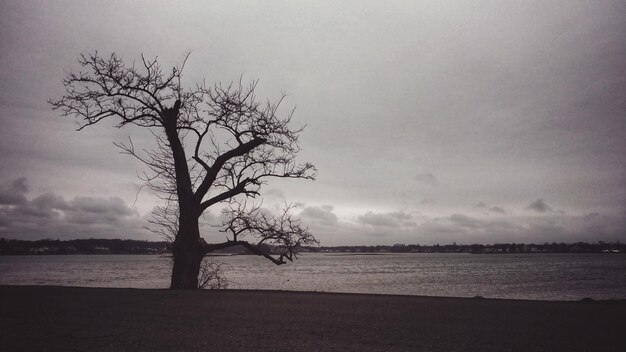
[1,285,625,351]
[2,251,625,256]
[2,238,624,255]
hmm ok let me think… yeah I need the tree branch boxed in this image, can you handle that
[193,137,266,204]
[203,240,288,265]
[213,202,319,265]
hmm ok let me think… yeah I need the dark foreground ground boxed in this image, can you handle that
[1,285,624,352]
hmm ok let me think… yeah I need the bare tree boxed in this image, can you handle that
[50,52,318,289]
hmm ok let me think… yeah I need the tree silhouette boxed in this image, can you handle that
[50,52,318,289]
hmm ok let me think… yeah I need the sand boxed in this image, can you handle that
[1,285,624,352]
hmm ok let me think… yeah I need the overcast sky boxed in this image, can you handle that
[1,0,624,245]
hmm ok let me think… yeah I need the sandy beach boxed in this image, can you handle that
[1,285,624,351]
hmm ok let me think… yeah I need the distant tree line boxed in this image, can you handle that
[0,238,280,256]
[305,241,625,254]
[0,238,170,255]
[1,238,623,255]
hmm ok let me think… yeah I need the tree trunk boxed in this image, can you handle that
[163,101,203,289]
[170,219,203,289]
[169,184,203,289]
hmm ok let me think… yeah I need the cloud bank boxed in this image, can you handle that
[2,177,624,245]
[0,178,152,240]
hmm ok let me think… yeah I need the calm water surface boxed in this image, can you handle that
[1,253,624,301]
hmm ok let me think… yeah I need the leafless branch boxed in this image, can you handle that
[203,201,318,264]
[198,258,230,289]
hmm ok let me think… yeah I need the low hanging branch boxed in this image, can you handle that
[50,52,318,289]
[211,201,319,265]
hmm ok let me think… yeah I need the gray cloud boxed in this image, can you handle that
[490,206,506,214]
[526,199,552,213]
[418,213,523,237]
[357,211,416,229]
[474,202,507,214]
[18,193,69,218]
[264,188,285,199]
[299,205,338,226]
[416,213,532,243]
[0,178,148,240]
[449,214,484,229]
[0,177,28,205]
[0,211,10,227]
[301,205,624,245]
[64,197,138,224]
[414,173,438,186]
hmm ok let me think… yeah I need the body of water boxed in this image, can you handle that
[1,253,624,301]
